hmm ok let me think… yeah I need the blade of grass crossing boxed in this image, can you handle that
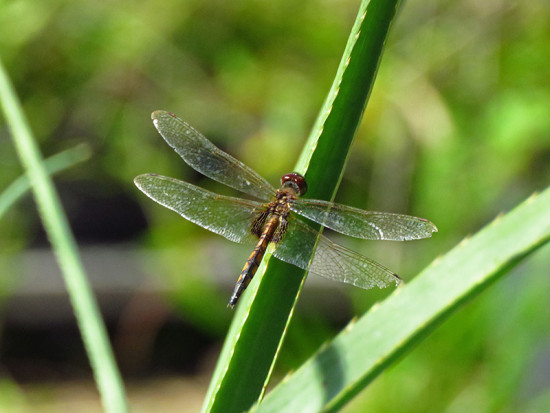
[0,144,91,220]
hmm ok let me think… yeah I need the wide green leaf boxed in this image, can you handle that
[254,188,550,412]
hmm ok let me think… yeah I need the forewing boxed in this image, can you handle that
[135,174,263,244]
[273,218,400,290]
[291,199,438,241]
[152,111,276,200]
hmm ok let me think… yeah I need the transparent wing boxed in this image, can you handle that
[291,199,438,241]
[152,111,276,201]
[273,218,400,290]
[134,174,263,244]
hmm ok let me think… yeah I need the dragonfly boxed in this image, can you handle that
[135,111,437,308]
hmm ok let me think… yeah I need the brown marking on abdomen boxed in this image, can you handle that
[228,215,280,308]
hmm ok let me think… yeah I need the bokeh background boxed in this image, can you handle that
[1,0,550,411]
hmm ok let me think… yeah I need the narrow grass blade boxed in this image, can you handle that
[0,59,128,412]
[254,189,550,413]
[0,144,91,220]
[202,1,403,412]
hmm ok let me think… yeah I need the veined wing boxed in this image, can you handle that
[151,111,276,201]
[273,217,400,290]
[291,199,438,241]
[134,173,263,244]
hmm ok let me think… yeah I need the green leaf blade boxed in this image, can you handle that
[0,58,128,413]
[202,1,403,412]
[0,144,91,220]
[254,189,550,412]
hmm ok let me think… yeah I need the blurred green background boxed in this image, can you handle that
[1,0,550,411]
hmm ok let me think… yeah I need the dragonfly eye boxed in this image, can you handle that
[281,173,307,196]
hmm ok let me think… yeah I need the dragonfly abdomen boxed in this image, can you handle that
[228,215,280,308]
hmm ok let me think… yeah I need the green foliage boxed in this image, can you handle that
[0,59,128,412]
[202,2,402,411]
[0,144,91,220]
[1,0,550,411]
[255,188,550,412]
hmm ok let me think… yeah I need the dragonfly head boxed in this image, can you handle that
[281,173,307,196]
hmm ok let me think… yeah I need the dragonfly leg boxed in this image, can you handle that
[272,217,288,243]
[250,210,269,238]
